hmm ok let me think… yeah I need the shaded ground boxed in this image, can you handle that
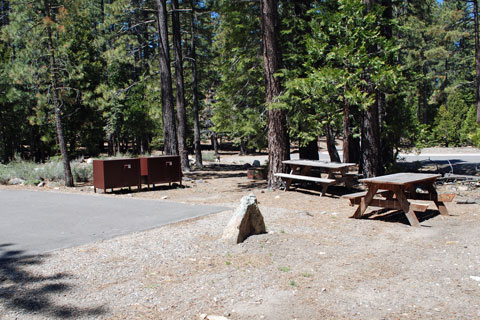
[1,155,480,319]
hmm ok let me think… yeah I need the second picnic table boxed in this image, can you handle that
[275,159,358,196]
[344,172,453,227]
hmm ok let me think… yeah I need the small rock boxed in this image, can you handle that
[37,181,45,187]
[275,195,280,199]
[195,179,206,184]
[161,195,168,200]
[8,178,25,185]
[222,193,267,244]
[183,177,192,181]
[470,276,480,282]
[54,187,60,190]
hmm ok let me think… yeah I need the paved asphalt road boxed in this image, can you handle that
[0,190,226,256]
[314,151,480,163]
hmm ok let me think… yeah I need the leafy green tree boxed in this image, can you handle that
[98,0,159,155]
[212,0,266,154]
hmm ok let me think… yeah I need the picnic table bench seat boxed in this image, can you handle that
[274,173,336,196]
[343,189,430,213]
[275,173,336,184]
[342,189,391,201]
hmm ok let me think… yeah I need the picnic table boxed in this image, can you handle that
[344,173,454,227]
[275,159,358,196]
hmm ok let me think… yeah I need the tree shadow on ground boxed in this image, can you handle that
[106,183,186,194]
[185,164,250,180]
[366,209,440,226]
[236,180,268,191]
[279,183,361,198]
[0,244,106,318]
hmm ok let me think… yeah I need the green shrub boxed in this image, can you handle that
[41,160,65,181]
[0,165,10,184]
[71,159,93,182]
[0,157,94,184]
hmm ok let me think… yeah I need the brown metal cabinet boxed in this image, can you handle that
[140,156,182,188]
[93,159,141,193]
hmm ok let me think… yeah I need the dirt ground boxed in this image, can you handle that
[1,154,480,319]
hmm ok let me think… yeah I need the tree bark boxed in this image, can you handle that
[190,0,203,169]
[261,0,289,189]
[155,0,178,155]
[360,0,387,177]
[172,0,190,171]
[342,98,350,163]
[44,0,74,187]
[211,132,219,157]
[299,140,318,160]
[362,102,380,177]
[326,122,341,162]
[474,0,480,123]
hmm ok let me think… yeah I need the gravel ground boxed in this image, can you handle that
[1,159,480,319]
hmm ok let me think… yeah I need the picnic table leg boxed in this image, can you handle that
[320,184,329,196]
[392,186,421,227]
[425,183,449,216]
[352,184,379,219]
[284,165,299,190]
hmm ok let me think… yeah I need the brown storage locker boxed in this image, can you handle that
[140,156,182,188]
[93,159,141,193]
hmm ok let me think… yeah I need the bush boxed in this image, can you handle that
[0,164,10,184]
[41,160,64,181]
[0,157,94,185]
[71,159,93,182]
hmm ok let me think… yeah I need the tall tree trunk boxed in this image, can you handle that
[190,0,203,169]
[261,0,289,189]
[326,122,341,162]
[211,132,219,157]
[349,134,361,164]
[155,0,178,155]
[0,110,5,163]
[239,139,247,155]
[360,0,388,177]
[299,140,318,160]
[378,0,392,174]
[342,98,350,163]
[44,0,74,187]
[172,0,190,171]
[362,101,380,177]
[419,38,429,124]
[474,0,480,123]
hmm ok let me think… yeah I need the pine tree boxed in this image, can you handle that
[155,0,178,155]
[172,0,190,171]
[261,0,289,189]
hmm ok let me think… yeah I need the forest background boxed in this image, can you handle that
[1,0,480,187]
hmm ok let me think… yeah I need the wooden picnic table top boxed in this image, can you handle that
[282,159,356,169]
[359,173,441,186]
